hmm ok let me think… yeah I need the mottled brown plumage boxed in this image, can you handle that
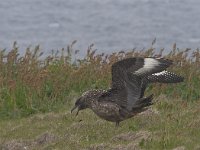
[71,57,184,126]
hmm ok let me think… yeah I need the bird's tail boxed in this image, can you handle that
[132,94,154,113]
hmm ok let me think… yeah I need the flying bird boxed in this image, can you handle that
[71,57,184,126]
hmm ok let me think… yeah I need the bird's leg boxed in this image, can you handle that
[115,121,120,127]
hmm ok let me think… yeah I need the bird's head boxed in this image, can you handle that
[71,90,100,116]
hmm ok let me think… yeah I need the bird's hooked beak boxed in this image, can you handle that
[71,105,80,116]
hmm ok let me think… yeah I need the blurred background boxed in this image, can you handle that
[0,0,200,55]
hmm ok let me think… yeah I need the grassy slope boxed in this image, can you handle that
[1,95,200,150]
[0,42,200,149]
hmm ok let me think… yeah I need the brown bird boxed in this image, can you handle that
[71,57,184,126]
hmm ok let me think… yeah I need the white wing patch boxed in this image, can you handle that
[153,70,168,76]
[135,58,160,75]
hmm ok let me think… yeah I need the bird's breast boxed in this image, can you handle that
[90,101,128,122]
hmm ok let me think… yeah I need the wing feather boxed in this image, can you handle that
[105,57,174,110]
[140,71,184,97]
[111,57,173,89]
[148,70,184,83]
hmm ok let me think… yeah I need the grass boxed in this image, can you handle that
[0,41,200,149]
[0,96,200,149]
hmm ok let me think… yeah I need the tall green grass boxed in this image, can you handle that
[0,41,199,119]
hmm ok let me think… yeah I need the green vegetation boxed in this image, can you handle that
[0,41,200,149]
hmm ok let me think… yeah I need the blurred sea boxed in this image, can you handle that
[0,0,200,55]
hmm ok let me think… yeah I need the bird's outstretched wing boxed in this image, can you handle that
[103,57,173,111]
[140,70,184,97]
[111,57,173,89]
[147,70,184,83]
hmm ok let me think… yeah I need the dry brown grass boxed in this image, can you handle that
[0,41,199,119]
[0,41,200,149]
